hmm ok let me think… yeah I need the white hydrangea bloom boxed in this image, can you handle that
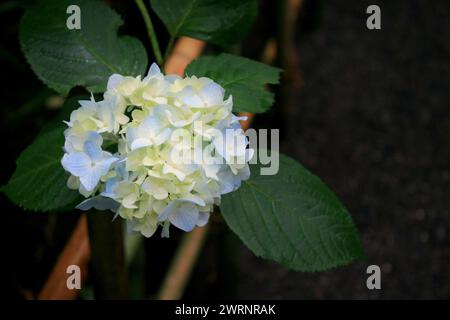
[61,63,253,237]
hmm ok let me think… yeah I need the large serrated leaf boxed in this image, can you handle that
[150,0,257,47]
[3,127,80,212]
[186,53,281,113]
[20,0,147,95]
[220,151,364,271]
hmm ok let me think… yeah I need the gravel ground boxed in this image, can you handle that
[235,0,450,299]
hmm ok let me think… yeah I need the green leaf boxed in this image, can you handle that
[186,53,281,113]
[39,94,89,134]
[150,0,257,47]
[19,0,147,95]
[3,127,80,212]
[220,151,364,271]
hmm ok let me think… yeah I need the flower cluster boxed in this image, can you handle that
[61,64,253,237]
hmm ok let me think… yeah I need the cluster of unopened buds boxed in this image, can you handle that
[61,64,253,237]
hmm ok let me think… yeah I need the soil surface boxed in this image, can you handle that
[233,0,450,299]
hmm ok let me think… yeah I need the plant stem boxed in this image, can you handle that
[134,0,163,67]
[164,36,176,65]
[87,211,129,299]
[157,227,208,300]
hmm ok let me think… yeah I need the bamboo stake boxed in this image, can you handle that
[38,215,90,300]
[164,37,205,75]
[156,226,209,300]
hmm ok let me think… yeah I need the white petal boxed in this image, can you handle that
[141,114,162,134]
[131,138,151,150]
[141,222,158,238]
[67,175,80,190]
[154,128,172,145]
[107,74,124,90]
[203,163,220,180]
[183,94,203,107]
[213,134,226,159]
[238,164,251,181]
[246,148,255,162]
[200,82,224,106]
[122,193,138,209]
[161,221,170,238]
[126,126,138,143]
[224,95,234,111]
[146,63,161,78]
[163,164,186,181]
[180,87,203,106]
[232,114,247,122]
[153,187,169,200]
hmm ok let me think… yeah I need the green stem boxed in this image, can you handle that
[87,211,129,299]
[164,35,176,64]
[134,0,163,67]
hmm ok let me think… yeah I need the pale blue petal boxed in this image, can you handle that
[197,212,210,227]
[97,155,118,176]
[101,177,119,198]
[169,202,199,232]
[233,176,242,189]
[76,196,119,212]
[147,63,161,78]
[164,75,181,84]
[61,152,91,177]
[158,202,175,222]
[84,140,103,161]
[218,170,235,194]
[126,126,138,143]
[181,194,206,206]
[79,169,102,192]
[87,131,103,146]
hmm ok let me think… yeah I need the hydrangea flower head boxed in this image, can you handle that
[61,64,252,237]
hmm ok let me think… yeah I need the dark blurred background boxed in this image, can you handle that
[2,0,449,299]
